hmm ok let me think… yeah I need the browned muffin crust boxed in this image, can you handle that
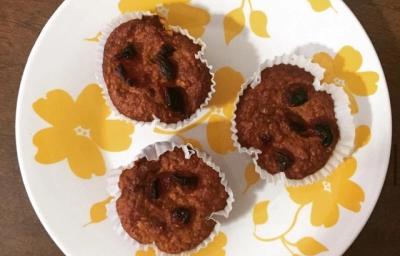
[116,148,228,254]
[103,15,212,123]
[235,64,339,179]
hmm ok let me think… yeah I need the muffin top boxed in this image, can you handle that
[234,64,339,179]
[103,15,213,123]
[116,147,229,254]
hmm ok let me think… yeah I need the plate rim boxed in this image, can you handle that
[15,1,73,255]
[333,1,392,255]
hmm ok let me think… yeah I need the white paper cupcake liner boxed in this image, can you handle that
[106,141,234,256]
[96,12,216,130]
[231,55,355,187]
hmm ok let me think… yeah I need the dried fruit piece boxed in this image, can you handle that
[289,120,307,133]
[159,43,175,57]
[115,64,137,86]
[116,63,127,80]
[172,208,191,224]
[149,178,160,200]
[153,44,177,80]
[315,124,333,147]
[274,151,293,172]
[165,87,185,113]
[288,86,308,107]
[116,44,136,60]
[157,55,176,80]
[172,173,198,187]
[126,78,136,87]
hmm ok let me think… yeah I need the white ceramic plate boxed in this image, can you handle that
[16,0,392,255]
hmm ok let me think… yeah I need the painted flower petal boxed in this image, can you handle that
[350,71,378,96]
[287,182,321,205]
[354,125,371,151]
[341,71,366,96]
[308,0,333,12]
[67,135,106,179]
[337,180,365,212]
[296,237,327,255]
[135,248,156,256]
[310,193,339,227]
[33,127,72,164]
[222,103,236,119]
[335,46,362,72]
[312,52,335,84]
[209,67,244,111]
[75,84,111,130]
[161,0,190,4]
[166,3,210,38]
[33,90,78,129]
[328,157,357,183]
[207,114,235,154]
[343,86,359,114]
[118,0,159,12]
[192,232,227,256]
[224,7,245,44]
[85,197,113,226]
[244,163,260,193]
[253,201,269,225]
[249,10,270,38]
[91,120,134,152]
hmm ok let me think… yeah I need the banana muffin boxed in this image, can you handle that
[102,15,213,124]
[234,64,340,180]
[116,146,229,253]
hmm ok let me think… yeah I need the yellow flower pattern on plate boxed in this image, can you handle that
[253,197,328,255]
[206,67,245,154]
[118,0,210,38]
[134,232,227,256]
[313,45,379,114]
[224,0,270,44]
[287,157,365,228]
[253,201,269,225]
[307,0,337,13]
[243,163,260,193]
[33,84,134,179]
[295,237,328,255]
[208,67,245,119]
[84,197,113,227]
[135,248,156,256]
[192,232,227,256]
[206,113,236,155]
[354,125,371,152]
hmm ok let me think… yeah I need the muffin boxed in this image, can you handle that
[232,55,354,184]
[109,142,233,254]
[100,13,214,125]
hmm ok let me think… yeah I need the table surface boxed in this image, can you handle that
[0,0,399,255]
